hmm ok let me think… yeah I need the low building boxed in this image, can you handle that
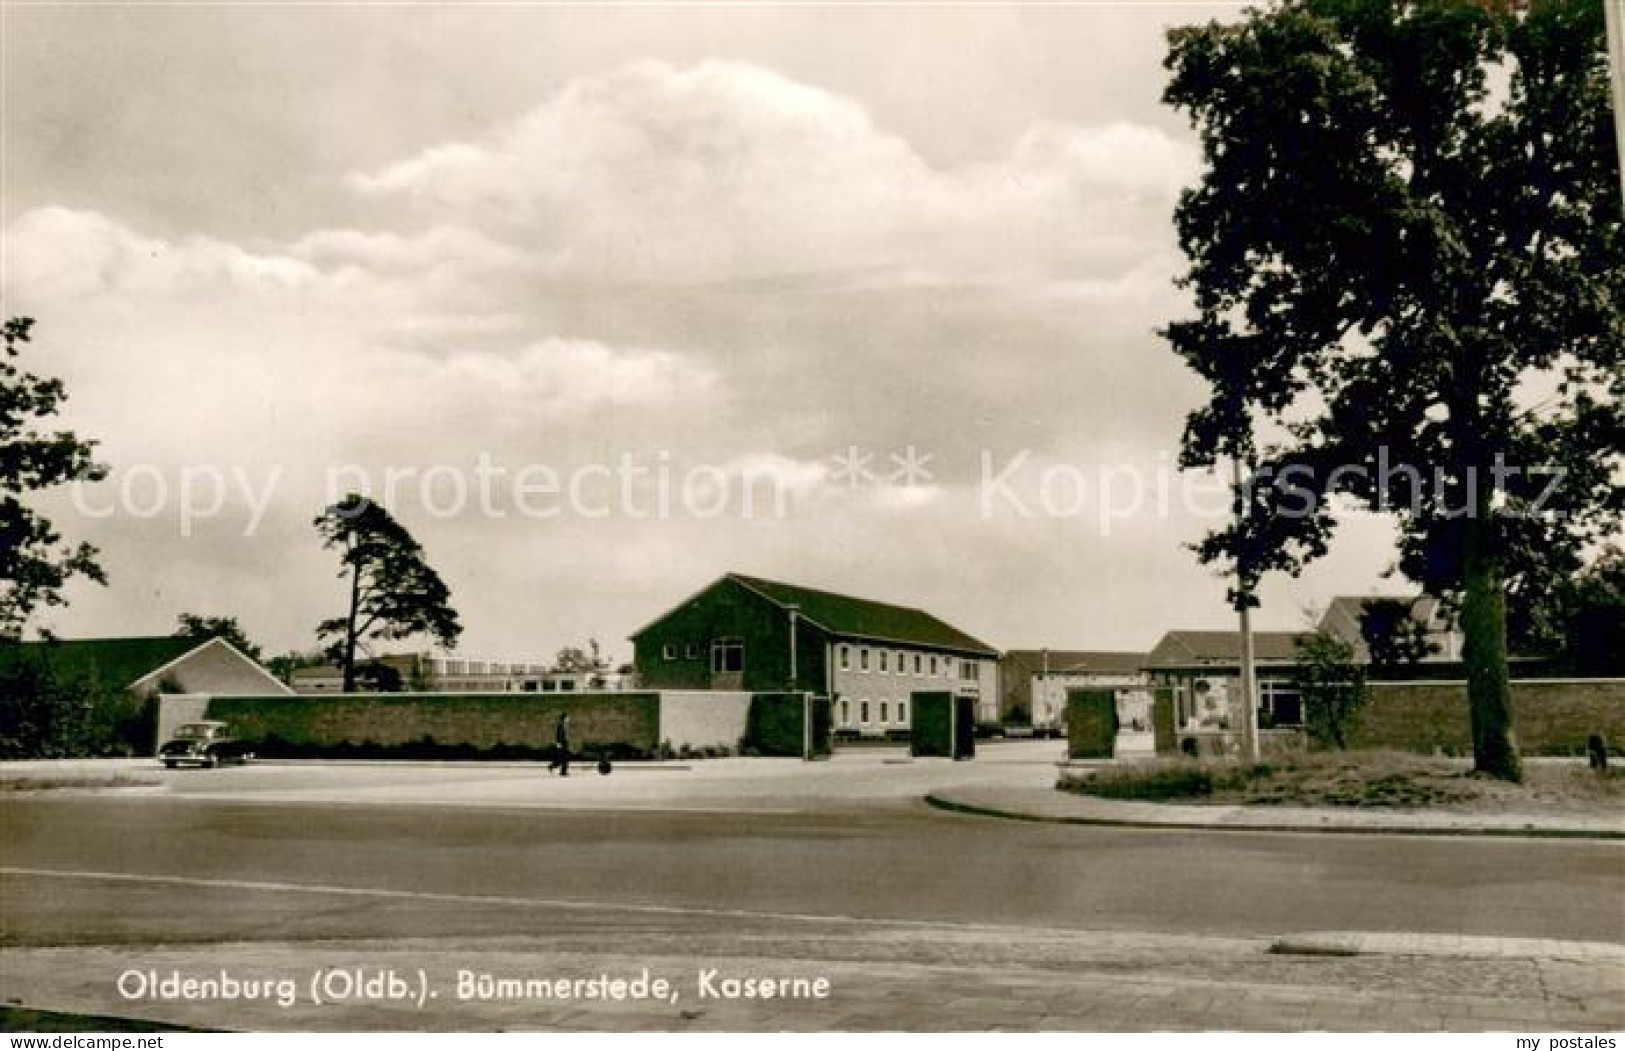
[290,652,564,694]
[630,572,1000,736]
[998,650,1150,734]
[3,635,291,698]
[1144,629,1307,731]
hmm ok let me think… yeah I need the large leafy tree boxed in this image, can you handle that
[314,494,462,692]
[1,318,107,639]
[1163,0,1623,780]
[1511,545,1625,672]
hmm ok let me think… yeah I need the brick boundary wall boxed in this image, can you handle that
[1349,678,1625,756]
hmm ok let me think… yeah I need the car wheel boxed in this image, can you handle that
[203,754,219,769]
[162,760,177,769]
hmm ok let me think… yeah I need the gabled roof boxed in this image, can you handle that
[1318,595,1452,662]
[1146,629,1306,668]
[1001,649,1149,676]
[727,573,999,656]
[0,635,205,690]
[633,572,999,657]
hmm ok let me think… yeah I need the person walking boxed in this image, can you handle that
[548,712,572,777]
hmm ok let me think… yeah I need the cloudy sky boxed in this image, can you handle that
[2,4,1408,662]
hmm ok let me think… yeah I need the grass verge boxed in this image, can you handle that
[0,774,162,792]
[1058,749,1625,812]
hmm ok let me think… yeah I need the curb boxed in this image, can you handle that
[249,759,695,772]
[923,792,1625,841]
[1266,933,1625,963]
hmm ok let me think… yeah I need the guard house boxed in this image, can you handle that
[630,572,1000,735]
[1144,629,1307,730]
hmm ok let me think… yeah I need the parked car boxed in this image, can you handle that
[158,721,253,769]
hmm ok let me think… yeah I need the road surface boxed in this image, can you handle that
[1,755,1620,1030]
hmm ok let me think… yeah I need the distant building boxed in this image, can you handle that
[1317,595,1463,663]
[2,636,290,698]
[289,652,574,694]
[1144,629,1307,730]
[998,650,1150,735]
[630,572,1001,735]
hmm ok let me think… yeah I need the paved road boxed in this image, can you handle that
[2,758,1621,1031]
[3,794,1621,944]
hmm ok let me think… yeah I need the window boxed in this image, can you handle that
[879,650,889,673]
[860,700,870,723]
[961,660,979,681]
[560,679,576,692]
[880,701,889,722]
[913,653,923,675]
[897,651,906,674]
[684,643,701,660]
[860,648,870,671]
[898,701,908,724]
[661,644,677,661]
[841,699,850,724]
[711,639,744,674]
[930,655,939,676]
[1261,682,1303,726]
[840,645,851,671]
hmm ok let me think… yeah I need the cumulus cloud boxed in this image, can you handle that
[348,59,1196,286]
[6,58,1390,658]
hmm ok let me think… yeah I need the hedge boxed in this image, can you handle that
[910,692,955,757]
[1067,688,1118,759]
[203,692,660,759]
[742,693,830,757]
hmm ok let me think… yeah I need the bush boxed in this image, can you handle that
[1062,761,1238,801]
[242,734,655,762]
[0,652,154,759]
[1295,629,1368,749]
[1060,751,1487,808]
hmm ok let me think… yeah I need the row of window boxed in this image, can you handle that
[433,660,549,677]
[659,640,745,675]
[656,639,984,684]
[838,698,908,726]
[839,645,980,681]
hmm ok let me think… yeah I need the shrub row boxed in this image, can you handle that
[248,735,655,763]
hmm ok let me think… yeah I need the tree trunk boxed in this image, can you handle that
[1461,512,1522,782]
[342,558,361,694]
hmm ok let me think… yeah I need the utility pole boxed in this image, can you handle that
[787,604,811,761]
[1231,456,1261,762]
[1041,647,1050,726]
[787,603,800,690]
[1607,0,1625,205]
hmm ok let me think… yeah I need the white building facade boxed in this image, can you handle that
[829,641,998,737]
